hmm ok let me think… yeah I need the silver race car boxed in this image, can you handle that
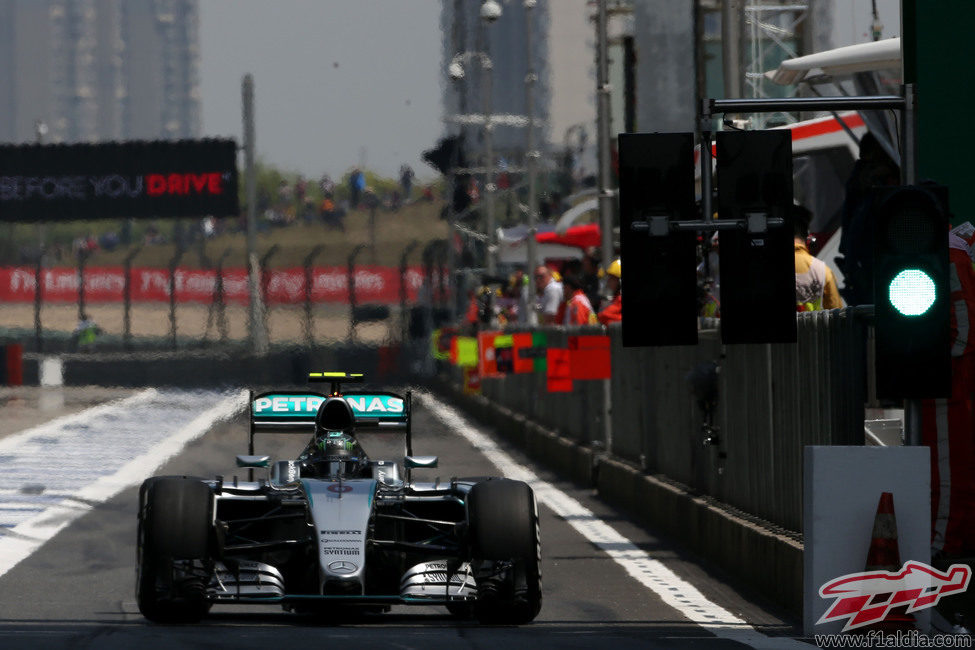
[136,372,541,624]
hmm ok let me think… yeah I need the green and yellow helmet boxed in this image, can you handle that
[303,396,368,477]
[316,431,360,459]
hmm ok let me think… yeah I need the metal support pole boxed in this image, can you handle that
[602,378,613,456]
[902,82,921,446]
[596,0,615,269]
[348,244,367,343]
[446,0,462,318]
[711,95,905,113]
[524,0,539,277]
[303,245,325,347]
[243,74,269,355]
[700,99,714,225]
[440,240,450,309]
[32,121,46,353]
[902,84,917,186]
[123,246,141,351]
[445,170,457,318]
[168,249,184,350]
[33,251,43,352]
[483,54,496,277]
[215,248,231,344]
[721,0,745,101]
[400,240,419,342]
[76,250,88,322]
[369,203,378,264]
[259,244,279,344]
[422,241,437,336]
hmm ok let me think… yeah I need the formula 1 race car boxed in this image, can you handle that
[136,372,541,624]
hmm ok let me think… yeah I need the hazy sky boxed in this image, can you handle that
[832,0,901,47]
[197,0,901,185]
[198,1,443,182]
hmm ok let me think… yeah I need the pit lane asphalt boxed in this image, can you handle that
[0,387,806,649]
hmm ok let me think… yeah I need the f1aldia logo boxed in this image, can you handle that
[818,560,971,632]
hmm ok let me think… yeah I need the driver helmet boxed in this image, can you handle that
[316,431,359,458]
[304,397,367,477]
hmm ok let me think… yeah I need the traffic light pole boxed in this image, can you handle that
[596,0,615,273]
[697,89,926,444]
[689,94,907,239]
[242,74,269,355]
[902,83,922,446]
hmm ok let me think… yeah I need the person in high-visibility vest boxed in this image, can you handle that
[562,273,597,326]
[923,225,975,558]
[73,313,101,352]
[598,258,622,325]
[793,204,842,312]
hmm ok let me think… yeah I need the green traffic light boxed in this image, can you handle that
[889,269,936,316]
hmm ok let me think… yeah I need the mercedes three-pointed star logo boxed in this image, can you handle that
[328,560,358,574]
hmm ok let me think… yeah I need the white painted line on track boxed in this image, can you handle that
[0,389,159,454]
[0,388,248,579]
[418,392,808,650]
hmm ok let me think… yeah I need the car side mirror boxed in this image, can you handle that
[404,455,438,469]
[236,454,270,468]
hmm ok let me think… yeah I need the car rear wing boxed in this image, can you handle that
[248,389,414,456]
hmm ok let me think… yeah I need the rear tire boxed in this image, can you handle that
[136,477,213,623]
[467,479,542,624]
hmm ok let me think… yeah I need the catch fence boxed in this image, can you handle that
[0,240,451,353]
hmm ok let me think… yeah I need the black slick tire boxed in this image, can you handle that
[467,479,542,624]
[136,477,212,623]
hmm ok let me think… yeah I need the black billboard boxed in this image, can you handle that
[0,139,239,221]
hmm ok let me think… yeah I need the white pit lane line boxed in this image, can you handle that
[0,388,248,579]
[418,392,807,649]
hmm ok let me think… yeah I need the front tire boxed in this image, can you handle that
[136,477,213,623]
[445,600,475,619]
[467,479,542,624]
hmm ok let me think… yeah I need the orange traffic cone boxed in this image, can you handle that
[857,492,916,633]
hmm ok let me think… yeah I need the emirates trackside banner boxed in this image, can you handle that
[0,139,239,221]
[0,266,427,305]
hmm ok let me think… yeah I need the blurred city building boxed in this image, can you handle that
[440,0,551,161]
[0,0,200,144]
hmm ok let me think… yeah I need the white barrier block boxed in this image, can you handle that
[803,445,930,636]
[39,357,63,387]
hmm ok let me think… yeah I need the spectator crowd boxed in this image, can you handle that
[465,248,623,332]
[5,164,436,267]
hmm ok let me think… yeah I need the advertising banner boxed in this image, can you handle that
[568,335,612,380]
[546,348,573,392]
[477,331,502,378]
[0,265,427,305]
[0,139,239,221]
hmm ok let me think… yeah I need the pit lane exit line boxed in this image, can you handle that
[418,392,806,650]
[0,388,248,579]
